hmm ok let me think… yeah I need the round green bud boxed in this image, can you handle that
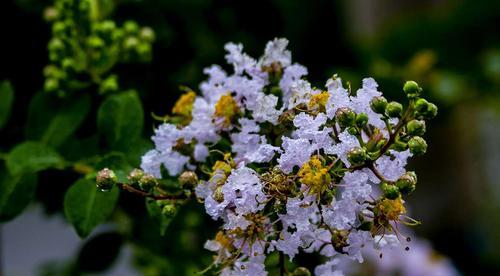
[335,107,356,128]
[347,126,358,135]
[385,101,403,118]
[403,80,421,98]
[423,103,438,119]
[44,78,59,92]
[139,27,156,43]
[127,168,144,184]
[161,204,177,217]
[123,20,139,34]
[293,267,311,276]
[179,171,198,189]
[408,136,427,156]
[52,21,67,37]
[100,20,116,33]
[96,168,118,191]
[86,36,104,49]
[213,186,224,203]
[48,38,64,52]
[61,58,76,72]
[99,75,119,94]
[43,7,59,22]
[370,96,388,114]
[112,29,125,41]
[138,173,158,191]
[381,182,400,200]
[136,42,152,60]
[414,98,429,114]
[123,36,139,50]
[406,120,426,136]
[355,112,369,127]
[347,147,367,166]
[396,171,417,196]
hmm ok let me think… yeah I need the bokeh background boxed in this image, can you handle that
[1,0,500,275]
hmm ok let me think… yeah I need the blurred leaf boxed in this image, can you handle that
[0,168,37,222]
[26,92,91,148]
[97,90,144,151]
[146,198,175,236]
[76,231,124,272]
[6,141,64,175]
[0,81,14,129]
[64,178,119,237]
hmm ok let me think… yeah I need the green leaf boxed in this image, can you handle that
[146,199,175,236]
[0,168,37,222]
[0,81,14,129]
[97,90,144,151]
[6,141,64,175]
[26,92,91,147]
[64,178,119,238]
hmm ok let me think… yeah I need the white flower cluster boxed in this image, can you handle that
[140,38,434,275]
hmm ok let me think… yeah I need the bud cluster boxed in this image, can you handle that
[117,39,438,275]
[43,0,155,96]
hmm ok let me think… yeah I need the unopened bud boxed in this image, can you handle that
[370,96,387,114]
[139,27,155,43]
[161,204,176,217]
[127,168,144,184]
[408,136,427,156]
[123,20,139,34]
[355,112,369,127]
[414,98,429,114]
[99,75,118,94]
[385,101,403,118]
[179,171,198,189]
[396,171,417,196]
[96,168,117,191]
[139,173,158,191]
[347,147,367,166]
[293,267,311,276]
[406,120,426,136]
[403,80,421,98]
[423,102,438,119]
[381,182,400,200]
[335,107,356,128]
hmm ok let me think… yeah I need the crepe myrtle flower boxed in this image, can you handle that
[98,38,439,275]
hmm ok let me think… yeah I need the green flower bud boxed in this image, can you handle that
[179,171,198,189]
[355,112,369,127]
[139,173,158,191]
[213,186,224,203]
[136,42,152,60]
[381,182,400,200]
[347,126,358,135]
[96,168,118,191]
[370,96,388,114]
[100,20,116,33]
[347,147,367,166]
[86,36,104,49]
[335,107,356,128]
[396,171,417,196]
[139,27,156,43]
[123,20,139,34]
[43,7,59,22]
[408,136,427,156]
[414,98,429,114]
[99,75,118,94]
[406,120,426,136]
[52,21,67,37]
[293,267,311,276]
[403,80,421,98]
[112,29,125,41]
[385,101,403,118]
[48,38,65,52]
[123,36,139,50]
[423,103,438,119]
[44,78,59,92]
[61,58,76,72]
[127,168,144,185]
[161,204,177,217]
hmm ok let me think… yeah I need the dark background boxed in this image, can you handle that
[1,0,500,275]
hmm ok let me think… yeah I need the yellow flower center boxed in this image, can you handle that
[214,94,239,127]
[376,197,406,221]
[172,91,196,122]
[298,156,331,194]
[308,91,329,112]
